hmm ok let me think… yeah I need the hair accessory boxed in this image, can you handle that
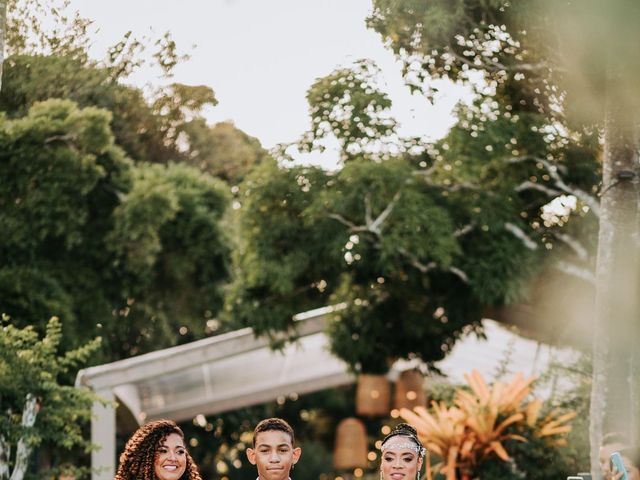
[380,423,426,458]
[380,442,426,457]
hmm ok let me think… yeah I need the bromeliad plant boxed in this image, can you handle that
[400,370,576,480]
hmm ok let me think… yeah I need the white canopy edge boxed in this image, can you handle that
[76,303,347,392]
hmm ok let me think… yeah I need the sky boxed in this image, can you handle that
[68,0,471,169]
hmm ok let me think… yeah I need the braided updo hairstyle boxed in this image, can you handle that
[114,419,203,480]
[381,423,426,457]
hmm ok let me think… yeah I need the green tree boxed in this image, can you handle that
[0,99,230,360]
[365,0,640,473]
[107,161,231,349]
[546,3,640,470]
[226,148,548,372]
[300,59,400,162]
[0,54,218,166]
[225,159,342,346]
[0,51,264,184]
[229,0,606,386]
[0,0,241,361]
[0,316,101,480]
[230,49,600,378]
[183,119,268,184]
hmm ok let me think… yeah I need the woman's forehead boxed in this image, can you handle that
[161,432,186,448]
[383,438,416,451]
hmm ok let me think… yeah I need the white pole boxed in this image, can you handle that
[92,389,116,480]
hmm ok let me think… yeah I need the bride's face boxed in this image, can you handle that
[380,437,423,480]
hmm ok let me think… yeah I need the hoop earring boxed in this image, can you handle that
[380,471,384,480]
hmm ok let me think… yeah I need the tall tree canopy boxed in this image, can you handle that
[227,0,602,382]
[0,98,231,361]
[0,0,273,362]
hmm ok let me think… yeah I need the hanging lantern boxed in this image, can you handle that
[394,369,426,410]
[334,417,368,470]
[356,374,390,416]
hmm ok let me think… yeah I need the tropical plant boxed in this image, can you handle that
[400,370,576,480]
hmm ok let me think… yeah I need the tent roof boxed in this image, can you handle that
[77,305,573,425]
[76,305,353,423]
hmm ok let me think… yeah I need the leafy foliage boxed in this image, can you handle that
[0,99,231,360]
[183,119,268,184]
[0,51,267,183]
[228,155,541,372]
[108,162,231,342]
[224,159,342,344]
[232,63,598,372]
[301,59,399,162]
[0,54,217,166]
[0,316,101,479]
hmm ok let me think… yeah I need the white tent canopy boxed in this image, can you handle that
[76,305,571,480]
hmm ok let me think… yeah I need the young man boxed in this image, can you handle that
[246,418,301,480]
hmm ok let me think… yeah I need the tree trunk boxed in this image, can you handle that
[589,74,640,477]
[9,395,39,480]
[0,432,9,480]
[0,1,6,92]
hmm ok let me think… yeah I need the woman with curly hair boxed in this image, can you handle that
[115,419,202,480]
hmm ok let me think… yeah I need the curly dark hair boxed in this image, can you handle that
[114,419,202,480]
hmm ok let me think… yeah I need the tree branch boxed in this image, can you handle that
[397,248,469,283]
[508,155,601,217]
[0,1,6,93]
[443,182,484,192]
[504,222,538,250]
[364,194,373,227]
[446,50,552,74]
[326,213,369,233]
[369,190,401,235]
[554,261,595,284]
[454,224,475,237]
[327,189,402,237]
[44,133,76,144]
[411,163,438,177]
[515,180,562,197]
[539,158,601,218]
[449,266,470,283]
[553,232,589,260]
[397,247,436,273]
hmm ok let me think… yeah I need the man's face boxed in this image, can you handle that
[599,443,640,480]
[600,443,626,478]
[246,430,301,480]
